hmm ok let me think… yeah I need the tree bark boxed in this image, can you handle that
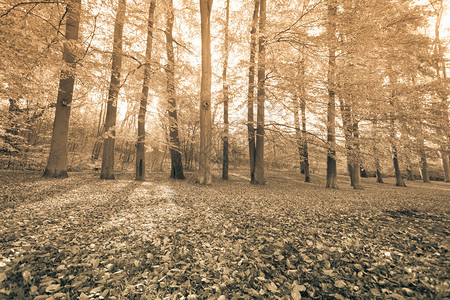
[326,0,337,189]
[247,0,259,183]
[198,0,213,184]
[100,0,126,180]
[165,0,184,180]
[43,0,81,178]
[222,0,230,180]
[135,0,155,181]
[253,0,266,185]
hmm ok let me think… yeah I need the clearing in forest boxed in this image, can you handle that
[0,170,449,299]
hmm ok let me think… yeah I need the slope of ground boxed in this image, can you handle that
[0,169,448,299]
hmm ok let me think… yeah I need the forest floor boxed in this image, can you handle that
[0,169,449,300]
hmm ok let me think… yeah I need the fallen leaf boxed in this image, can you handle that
[45,284,60,293]
[334,280,346,288]
[79,293,90,300]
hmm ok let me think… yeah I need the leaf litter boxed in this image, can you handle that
[0,170,448,299]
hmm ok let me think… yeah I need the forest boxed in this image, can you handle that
[0,0,449,299]
[0,0,448,186]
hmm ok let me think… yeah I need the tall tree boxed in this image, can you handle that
[222,0,230,180]
[419,123,430,183]
[430,0,449,181]
[339,97,360,188]
[198,0,214,184]
[297,0,310,183]
[389,77,407,187]
[43,0,81,178]
[165,0,184,179]
[247,0,259,183]
[100,0,126,180]
[326,0,337,188]
[253,0,266,185]
[300,87,310,182]
[372,120,384,183]
[135,0,156,181]
[294,54,310,182]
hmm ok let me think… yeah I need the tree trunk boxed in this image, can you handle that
[198,0,213,184]
[92,101,105,161]
[388,76,406,187]
[294,91,310,182]
[392,143,406,186]
[222,0,230,180]
[390,128,406,187]
[350,121,362,189]
[247,0,259,183]
[253,0,266,185]
[136,0,156,181]
[298,53,310,182]
[166,0,184,180]
[339,97,354,184]
[441,151,449,181]
[375,158,384,183]
[406,163,414,181]
[420,147,430,183]
[43,0,81,178]
[100,0,126,180]
[293,97,303,173]
[326,0,337,189]
[432,2,450,182]
[301,95,310,182]
[372,120,384,183]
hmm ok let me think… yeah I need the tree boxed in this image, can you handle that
[372,120,385,183]
[430,0,449,182]
[339,96,362,189]
[389,79,407,187]
[198,0,214,184]
[43,0,81,178]
[100,0,126,180]
[247,0,259,183]
[253,0,266,185]
[165,0,185,180]
[135,0,156,181]
[293,54,310,182]
[326,0,337,188]
[222,0,230,180]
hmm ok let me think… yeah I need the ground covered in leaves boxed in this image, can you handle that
[0,169,449,299]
